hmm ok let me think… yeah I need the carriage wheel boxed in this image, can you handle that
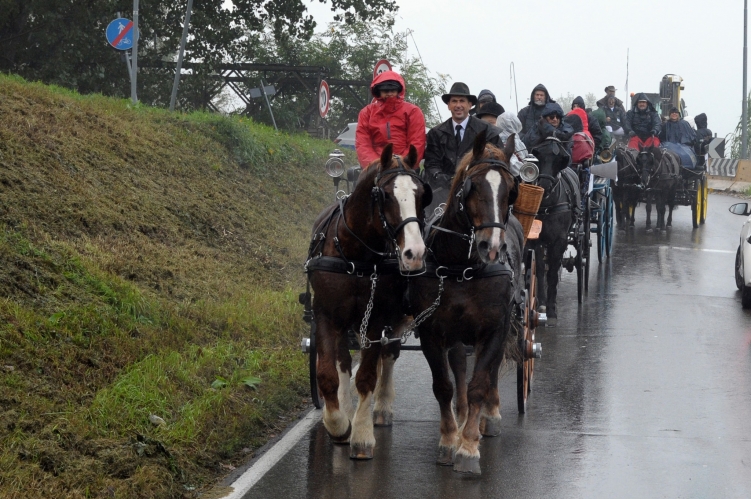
[700,175,708,224]
[518,249,537,414]
[605,186,614,257]
[309,322,323,409]
[576,204,589,303]
[597,195,606,263]
[691,179,701,229]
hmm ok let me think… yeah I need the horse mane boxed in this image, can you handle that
[444,143,511,214]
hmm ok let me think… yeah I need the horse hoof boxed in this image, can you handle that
[330,422,352,445]
[436,446,455,466]
[619,225,626,232]
[666,224,672,229]
[349,443,374,460]
[373,411,393,427]
[453,454,481,475]
[538,305,546,313]
[481,416,502,437]
[646,228,653,233]
[545,317,558,327]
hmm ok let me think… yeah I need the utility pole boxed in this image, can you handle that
[131,0,139,104]
[743,0,748,159]
[170,0,193,111]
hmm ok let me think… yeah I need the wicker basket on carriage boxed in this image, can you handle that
[514,183,545,244]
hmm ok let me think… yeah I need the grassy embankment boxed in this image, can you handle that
[0,74,344,498]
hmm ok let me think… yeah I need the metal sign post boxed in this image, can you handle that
[170,0,193,111]
[259,80,278,130]
[131,0,139,104]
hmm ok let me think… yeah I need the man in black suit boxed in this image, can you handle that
[424,82,504,213]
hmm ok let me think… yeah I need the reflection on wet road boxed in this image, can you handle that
[238,194,751,499]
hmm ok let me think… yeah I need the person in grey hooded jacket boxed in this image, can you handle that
[518,83,555,147]
[496,112,528,176]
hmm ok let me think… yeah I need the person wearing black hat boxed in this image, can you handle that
[596,85,626,112]
[470,89,498,116]
[475,101,506,125]
[659,107,696,147]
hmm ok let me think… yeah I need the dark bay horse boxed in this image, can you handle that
[411,133,524,474]
[307,144,432,459]
[637,145,681,232]
[525,137,578,324]
[613,146,642,230]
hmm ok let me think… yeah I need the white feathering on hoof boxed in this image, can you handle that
[350,391,375,448]
[336,362,354,420]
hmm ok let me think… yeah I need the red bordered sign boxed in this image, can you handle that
[318,80,330,119]
[373,59,392,80]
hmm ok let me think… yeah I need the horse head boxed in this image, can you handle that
[636,145,658,186]
[530,137,571,195]
[363,143,430,272]
[615,146,641,185]
[447,131,517,264]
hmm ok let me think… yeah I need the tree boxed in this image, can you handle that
[231,15,448,132]
[0,0,398,103]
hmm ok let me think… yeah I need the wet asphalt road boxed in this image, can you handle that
[240,193,751,499]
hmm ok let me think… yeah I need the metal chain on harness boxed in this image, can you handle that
[358,268,379,349]
[400,274,446,344]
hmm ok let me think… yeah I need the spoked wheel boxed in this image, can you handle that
[576,203,590,303]
[596,194,606,263]
[691,179,701,229]
[309,322,323,409]
[518,249,538,414]
[605,185,614,257]
[700,175,708,224]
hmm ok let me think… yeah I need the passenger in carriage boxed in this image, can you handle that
[596,85,626,112]
[355,70,427,168]
[518,83,555,148]
[601,96,628,139]
[524,102,574,152]
[470,89,499,116]
[693,113,713,168]
[475,101,506,126]
[496,111,529,176]
[659,107,696,147]
[624,93,661,149]
[571,96,603,154]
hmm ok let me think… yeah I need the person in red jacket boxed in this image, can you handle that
[355,70,426,169]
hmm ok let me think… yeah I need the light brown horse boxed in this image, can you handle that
[411,133,524,474]
[307,144,432,459]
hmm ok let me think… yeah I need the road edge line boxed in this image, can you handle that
[220,363,360,498]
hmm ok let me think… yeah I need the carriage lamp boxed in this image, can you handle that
[325,149,346,178]
[519,161,540,183]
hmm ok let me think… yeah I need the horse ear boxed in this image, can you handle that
[503,134,516,163]
[407,145,418,168]
[380,143,394,171]
[472,130,488,161]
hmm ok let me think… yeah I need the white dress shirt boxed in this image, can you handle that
[452,116,470,142]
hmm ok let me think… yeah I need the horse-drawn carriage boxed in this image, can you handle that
[299,135,544,474]
[613,141,708,231]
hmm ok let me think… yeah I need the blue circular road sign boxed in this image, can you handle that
[106,18,136,50]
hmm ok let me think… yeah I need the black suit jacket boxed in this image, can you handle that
[424,116,503,178]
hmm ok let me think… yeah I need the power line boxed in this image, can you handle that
[406,28,442,122]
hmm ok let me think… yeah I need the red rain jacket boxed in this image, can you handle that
[355,71,426,168]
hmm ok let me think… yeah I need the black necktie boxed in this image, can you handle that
[455,124,462,147]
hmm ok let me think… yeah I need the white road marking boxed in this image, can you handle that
[220,364,360,498]
[661,246,734,254]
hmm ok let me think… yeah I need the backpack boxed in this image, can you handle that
[571,131,594,164]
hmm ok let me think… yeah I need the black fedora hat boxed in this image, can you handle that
[476,102,505,119]
[442,82,477,105]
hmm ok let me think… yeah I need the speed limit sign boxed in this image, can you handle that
[318,80,330,118]
[373,59,392,80]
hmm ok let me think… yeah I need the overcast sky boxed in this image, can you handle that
[305,0,745,142]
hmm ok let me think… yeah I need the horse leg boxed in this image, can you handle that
[350,343,381,459]
[479,351,502,437]
[455,338,504,475]
[317,317,352,444]
[535,244,547,313]
[545,239,566,322]
[656,193,666,232]
[448,343,468,429]
[645,196,653,231]
[422,336,460,466]
[372,355,394,427]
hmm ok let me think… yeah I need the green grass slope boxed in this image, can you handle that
[0,74,341,498]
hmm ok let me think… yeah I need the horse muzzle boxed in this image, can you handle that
[476,229,506,264]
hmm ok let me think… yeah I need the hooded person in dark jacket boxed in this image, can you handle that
[524,102,574,152]
[518,83,555,147]
[571,96,603,153]
[625,93,661,149]
[659,107,696,147]
[470,89,498,116]
[693,113,713,168]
